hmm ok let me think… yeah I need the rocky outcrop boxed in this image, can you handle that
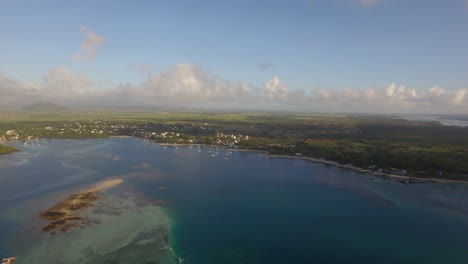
[39,179,123,232]
[1,257,15,264]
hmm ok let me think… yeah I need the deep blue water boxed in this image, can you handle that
[1,138,468,263]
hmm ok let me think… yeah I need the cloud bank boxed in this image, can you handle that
[0,64,466,113]
[264,77,288,101]
[71,26,105,61]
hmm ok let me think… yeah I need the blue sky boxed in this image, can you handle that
[1,0,468,112]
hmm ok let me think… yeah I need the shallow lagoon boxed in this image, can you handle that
[1,138,468,263]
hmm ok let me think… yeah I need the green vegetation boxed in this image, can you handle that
[23,102,70,112]
[1,110,467,180]
[0,144,19,155]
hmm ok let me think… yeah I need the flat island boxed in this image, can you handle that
[40,179,122,232]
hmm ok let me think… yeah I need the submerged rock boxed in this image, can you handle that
[1,257,15,264]
[39,179,122,232]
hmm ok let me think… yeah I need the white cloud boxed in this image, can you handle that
[140,64,254,102]
[0,68,96,106]
[305,83,467,113]
[71,25,105,61]
[1,65,258,107]
[427,85,445,96]
[0,73,43,107]
[43,67,94,96]
[363,89,375,100]
[454,89,467,105]
[385,83,396,97]
[424,85,448,106]
[312,88,339,104]
[264,77,288,101]
[382,83,418,106]
[0,66,467,113]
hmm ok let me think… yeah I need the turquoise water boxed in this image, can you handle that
[1,138,468,263]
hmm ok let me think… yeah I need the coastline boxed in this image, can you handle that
[267,155,468,184]
[153,142,468,184]
[157,142,269,154]
[4,137,466,184]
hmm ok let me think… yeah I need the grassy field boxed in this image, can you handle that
[1,110,467,180]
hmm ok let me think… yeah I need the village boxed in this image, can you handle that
[0,121,250,148]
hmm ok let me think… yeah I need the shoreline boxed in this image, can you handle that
[267,155,468,184]
[153,142,468,184]
[5,137,467,184]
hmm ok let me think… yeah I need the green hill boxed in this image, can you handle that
[24,102,70,112]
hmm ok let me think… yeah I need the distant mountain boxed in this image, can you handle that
[24,102,70,112]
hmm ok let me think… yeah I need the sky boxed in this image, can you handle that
[1,0,468,113]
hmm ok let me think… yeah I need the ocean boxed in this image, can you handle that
[1,138,468,263]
